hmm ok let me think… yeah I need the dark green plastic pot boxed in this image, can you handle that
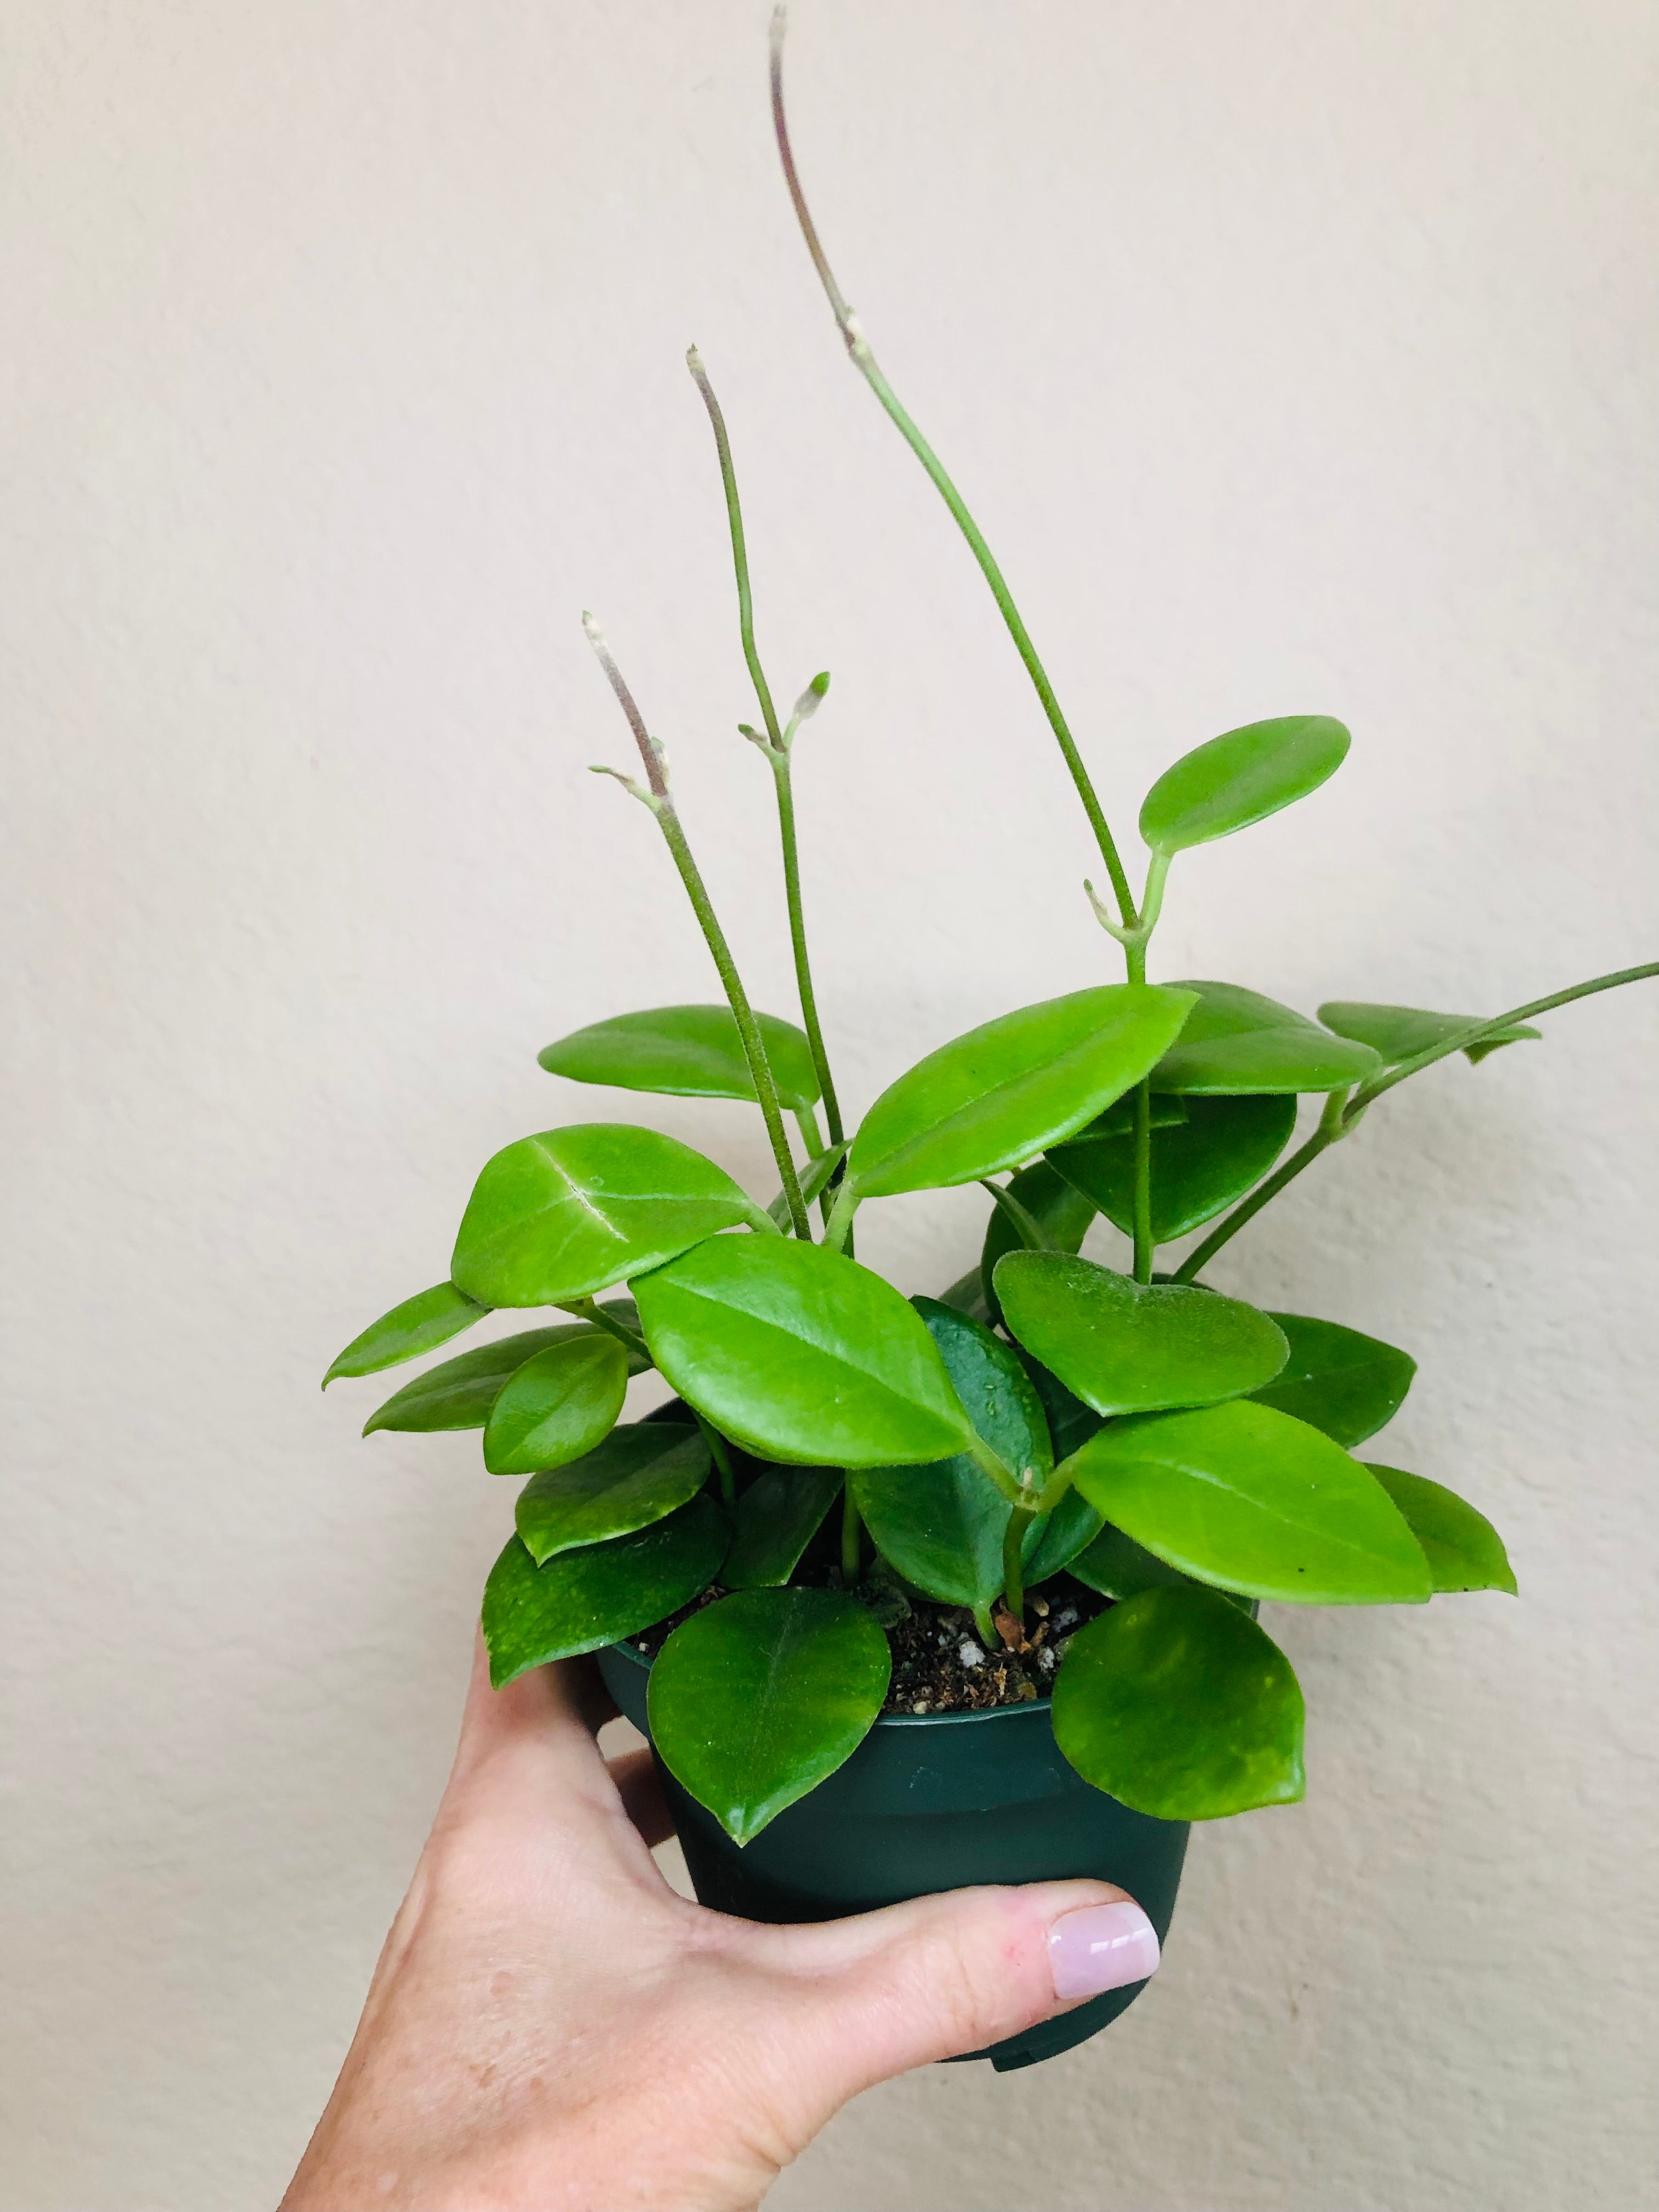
[598,1637,1188,2071]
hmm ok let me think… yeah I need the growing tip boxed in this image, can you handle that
[686,343,704,373]
[770,4,787,56]
[582,611,605,645]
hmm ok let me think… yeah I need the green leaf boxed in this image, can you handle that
[1053,1587,1306,1819]
[1022,1488,1105,1583]
[481,1496,727,1688]
[1151,983,1381,1094]
[538,1003,820,1111]
[980,1160,1096,1329]
[481,1335,629,1476]
[847,984,1198,1199]
[451,1125,768,1307]
[1139,714,1351,856]
[1065,1401,1433,1604]
[1318,1001,1541,1068]
[1014,1350,1105,1462]
[647,1588,891,1844]
[768,1138,849,1229]
[1249,1313,1416,1447]
[1366,1465,1517,1595]
[324,1281,492,1387]
[1070,1522,1252,1611]
[633,1235,974,1469]
[721,1466,844,1589]
[1091,1091,1189,1137]
[515,1423,712,1561]
[363,1312,645,1435]
[995,1254,1289,1418]
[1048,1093,1297,1243]
[912,1296,1053,1484]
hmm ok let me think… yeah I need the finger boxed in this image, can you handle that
[604,1746,676,1848]
[447,1632,618,1792]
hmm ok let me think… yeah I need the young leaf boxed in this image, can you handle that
[995,1253,1289,1417]
[1053,1587,1306,1819]
[633,1235,975,1468]
[323,1281,491,1387]
[1070,1522,1252,1611]
[363,1316,645,1436]
[481,1496,727,1688]
[1150,983,1381,1094]
[1048,1093,1297,1243]
[1366,1465,1517,1595]
[539,1003,821,1111]
[721,1466,844,1589]
[1318,1001,1541,1069]
[482,1335,629,1476]
[1022,1488,1107,1583]
[451,1125,767,1307]
[1064,1401,1433,1604]
[1138,715,1351,856]
[980,1159,1096,1328]
[1249,1313,1416,1447]
[515,1423,713,1562]
[846,984,1197,1199]
[647,1588,891,1844]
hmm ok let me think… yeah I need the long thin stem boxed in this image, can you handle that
[1172,1118,1340,1284]
[770,753,846,1150]
[769,10,1137,927]
[1121,939,1155,1280]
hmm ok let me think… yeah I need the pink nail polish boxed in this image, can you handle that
[1048,1900,1161,2000]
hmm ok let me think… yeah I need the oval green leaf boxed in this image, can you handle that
[323,1281,491,1387]
[482,1334,629,1476]
[539,1003,820,1111]
[481,1495,727,1688]
[1066,1401,1432,1604]
[847,984,1198,1199]
[451,1124,767,1307]
[1151,983,1381,1094]
[1248,1312,1416,1446]
[647,1588,891,1844]
[1365,1465,1517,1595]
[363,1315,645,1436]
[995,1252,1289,1418]
[912,1296,1053,1485]
[1318,1000,1541,1068]
[1070,1522,1252,1611]
[1048,1092,1297,1244]
[980,1160,1096,1328]
[1053,1587,1306,1819]
[721,1466,844,1589]
[1139,714,1350,856]
[633,1235,973,1469]
[515,1423,712,1562]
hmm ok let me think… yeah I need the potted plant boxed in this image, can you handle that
[323,16,1656,2073]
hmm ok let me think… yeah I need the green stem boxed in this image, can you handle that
[1001,1506,1032,1624]
[794,1102,826,1156]
[1171,1115,1341,1284]
[771,754,847,1156]
[691,1412,738,1511]
[558,1297,650,1364]
[1123,938,1154,1282]
[769,16,1136,927]
[822,1179,860,1254]
[841,1482,862,1582]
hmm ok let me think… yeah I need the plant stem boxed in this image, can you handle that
[822,1178,860,1253]
[770,752,846,1153]
[584,616,812,1239]
[558,1296,651,1363]
[686,347,785,747]
[1121,938,1155,1281]
[769,12,1137,927]
[691,1411,738,1511]
[841,1481,862,1582]
[1171,1116,1341,1284]
[1001,1506,1032,1623]
[794,1102,825,1156]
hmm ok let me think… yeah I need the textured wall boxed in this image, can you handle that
[4,3,1656,2207]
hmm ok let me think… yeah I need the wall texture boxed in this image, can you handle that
[4,3,1656,2206]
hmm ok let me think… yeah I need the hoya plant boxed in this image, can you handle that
[325,18,1654,1849]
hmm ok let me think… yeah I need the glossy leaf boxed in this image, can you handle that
[980,1160,1096,1329]
[847,985,1197,1199]
[481,1335,629,1475]
[1065,1401,1433,1604]
[516,1423,711,1561]
[1022,1488,1107,1583]
[1318,1000,1541,1069]
[323,1281,491,1387]
[1014,1349,1105,1462]
[912,1297,1053,1485]
[1049,1093,1297,1243]
[363,1314,644,1436]
[1150,983,1381,1095]
[1091,1090,1189,1138]
[1249,1313,1415,1446]
[451,1125,767,1307]
[647,1588,891,1844]
[1054,1587,1306,1819]
[1071,1522,1252,1611]
[633,1235,974,1469]
[721,1466,844,1589]
[481,1496,726,1688]
[1139,715,1350,855]
[1367,1465,1517,1595]
[995,1253,1289,1418]
[538,1003,820,1111]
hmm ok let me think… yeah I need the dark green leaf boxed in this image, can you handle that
[1366,1465,1517,1595]
[912,1297,1053,1485]
[363,1316,644,1436]
[1014,1350,1105,1462]
[1049,1093,1297,1243]
[324,1281,491,1387]
[515,1423,712,1562]
[1022,1487,1106,1583]
[1249,1313,1416,1446]
[633,1235,974,1469]
[1139,715,1350,856]
[538,1003,820,1111]
[647,1588,891,1844]
[1070,1522,1252,1610]
[980,1160,1096,1329]
[1054,1587,1306,1819]
[721,1466,844,1589]
[1318,1000,1541,1068]
[481,1497,726,1688]
[1066,1401,1433,1604]
[451,1125,768,1307]
[1151,982,1381,1094]
[482,1335,629,1475]
[847,985,1197,1198]
[995,1253,1289,1417]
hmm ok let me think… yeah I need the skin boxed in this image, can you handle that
[282,1637,1135,2211]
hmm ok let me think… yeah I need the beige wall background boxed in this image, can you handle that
[4,2,1657,2206]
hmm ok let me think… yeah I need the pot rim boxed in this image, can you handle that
[608,1632,1056,1729]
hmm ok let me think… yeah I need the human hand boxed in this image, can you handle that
[281,1635,1160,2211]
